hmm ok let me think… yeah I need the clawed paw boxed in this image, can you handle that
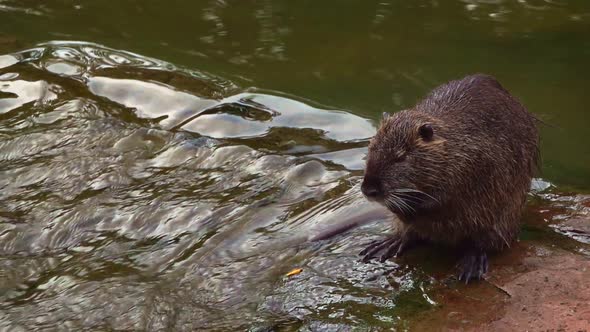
[359,236,409,263]
[457,251,488,284]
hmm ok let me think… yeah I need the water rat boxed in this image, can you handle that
[360,74,539,283]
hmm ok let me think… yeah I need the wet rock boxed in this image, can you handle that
[553,217,590,244]
[486,250,590,331]
[410,245,590,331]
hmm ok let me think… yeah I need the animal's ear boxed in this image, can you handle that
[382,112,390,120]
[419,124,434,141]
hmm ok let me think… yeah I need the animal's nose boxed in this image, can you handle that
[361,175,382,198]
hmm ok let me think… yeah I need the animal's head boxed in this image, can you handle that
[361,111,448,220]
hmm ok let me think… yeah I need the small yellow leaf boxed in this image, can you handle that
[286,268,303,277]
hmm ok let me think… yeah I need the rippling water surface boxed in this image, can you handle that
[1,1,589,330]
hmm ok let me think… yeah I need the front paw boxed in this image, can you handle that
[457,251,488,283]
[359,235,411,263]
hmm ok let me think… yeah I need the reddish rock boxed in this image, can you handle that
[410,245,590,331]
[485,251,590,331]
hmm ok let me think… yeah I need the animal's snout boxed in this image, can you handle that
[361,175,383,199]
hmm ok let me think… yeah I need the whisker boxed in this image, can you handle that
[398,198,415,213]
[394,192,427,203]
[389,194,415,214]
[393,188,440,204]
[386,196,407,214]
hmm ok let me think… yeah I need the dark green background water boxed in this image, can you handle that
[1,0,589,189]
[1,1,589,331]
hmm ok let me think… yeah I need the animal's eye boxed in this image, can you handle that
[395,153,406,162]
[419,124,434,141]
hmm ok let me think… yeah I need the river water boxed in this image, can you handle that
[0,1,589,330]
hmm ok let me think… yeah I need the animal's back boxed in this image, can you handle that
[416,74,539,249]
[418,74,537,149]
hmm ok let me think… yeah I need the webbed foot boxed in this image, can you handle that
[457,250,488,284]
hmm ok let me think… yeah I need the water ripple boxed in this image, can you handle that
[1,41,582,331]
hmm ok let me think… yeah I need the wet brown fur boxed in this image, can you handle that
[364,74,539,252]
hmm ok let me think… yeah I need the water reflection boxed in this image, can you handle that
[0,42,398,330]
[0,39,588,331]
[0,80,57,114]
[88,76,216,129]
[181,93,375,140]
[0,54,18,69]
[0,0,588,329]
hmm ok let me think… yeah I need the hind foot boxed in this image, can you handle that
[457,250,488,284]
[359,234,412,263]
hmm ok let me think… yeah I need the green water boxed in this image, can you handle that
[1,1,589,330]
[2,0,589,189]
